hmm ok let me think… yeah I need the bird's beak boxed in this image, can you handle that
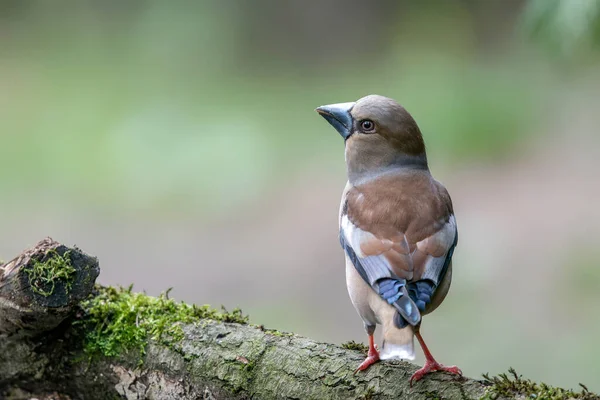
[315,102,355,140]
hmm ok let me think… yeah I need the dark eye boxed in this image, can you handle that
[360,120,375,132]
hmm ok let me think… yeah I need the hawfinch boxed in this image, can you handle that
[316,95,461,384]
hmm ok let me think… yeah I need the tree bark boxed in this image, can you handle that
[2,320,489,400]
[0,238,569,399]
[0,238,99,337]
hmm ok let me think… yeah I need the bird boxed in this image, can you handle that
[315,95,462,385]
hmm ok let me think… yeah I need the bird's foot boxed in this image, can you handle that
[410,361,462,386]
[354,335,380,373]
[354,352,379,372]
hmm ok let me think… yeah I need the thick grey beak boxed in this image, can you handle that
[315,102,355,140]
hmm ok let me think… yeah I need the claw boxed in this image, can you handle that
[354,354,380,373]
[410,361,462,386]
[411,330,462,386]
[353,334,380,373]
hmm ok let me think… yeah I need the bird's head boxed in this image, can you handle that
[316,94,428,182]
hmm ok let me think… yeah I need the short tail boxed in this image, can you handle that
[379,324,415,361]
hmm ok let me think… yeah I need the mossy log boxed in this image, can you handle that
[3,319,488,400]
[0,237,99,337]
[0,239,597,400]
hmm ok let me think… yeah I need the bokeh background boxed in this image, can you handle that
[2,0,600,391]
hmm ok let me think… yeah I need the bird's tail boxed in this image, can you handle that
[379,322,415,361]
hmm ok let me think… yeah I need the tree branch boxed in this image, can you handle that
[0,238,99,338]
[0,238,596,400]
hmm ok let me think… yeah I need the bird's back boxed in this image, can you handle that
[341,169,455,285]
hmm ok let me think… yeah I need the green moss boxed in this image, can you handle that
[423,392,442,400]
[482,368,600,400]
[341,340,368,355]
[358,387,376,400]
[251,324,293,337]
[241,358,255,372]
[263,328,292,337]
[78,285,248,359]
[23,250,76,297]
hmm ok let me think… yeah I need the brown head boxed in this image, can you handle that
[316,95,428,183]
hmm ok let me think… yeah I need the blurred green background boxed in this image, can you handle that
[2,0,600,391]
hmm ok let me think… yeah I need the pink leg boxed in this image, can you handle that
[355,334,380,372]
[410,331,462,386]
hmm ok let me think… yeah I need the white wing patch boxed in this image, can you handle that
[340,213,427,327]
[341,214,371,258]
[342,214,414,279]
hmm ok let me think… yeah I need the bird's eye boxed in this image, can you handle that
[360,120,375,132]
